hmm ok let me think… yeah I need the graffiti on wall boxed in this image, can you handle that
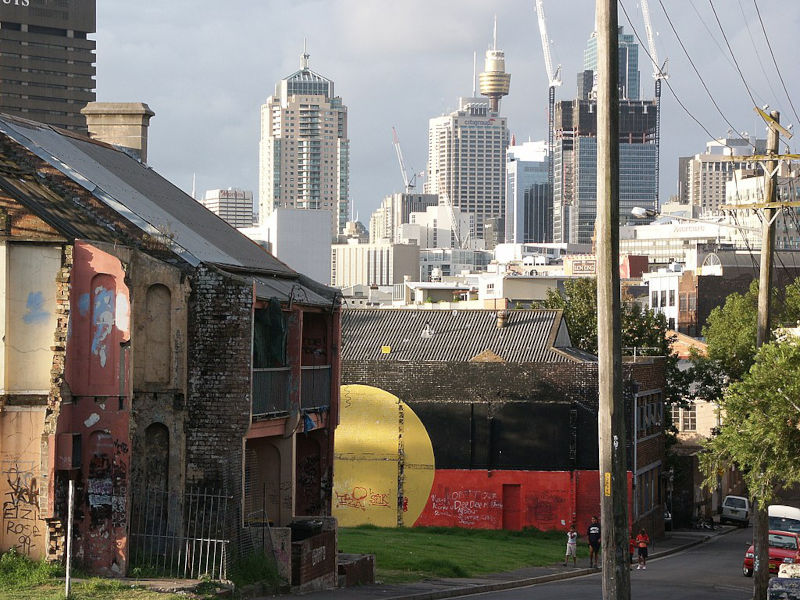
[86,433,128,531]
[334,486,401,511]
[428,489,502,527]
[1,460,43,556]
[90,286,115,368]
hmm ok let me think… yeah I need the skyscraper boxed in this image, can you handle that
[424,97,510,241]
[583,26,640,101]
[201,188,254,228]
[258,48,349,239]
[552,27,658,245]
[0,0,96,131]
[553,99,658,244]
[505,141,550,244]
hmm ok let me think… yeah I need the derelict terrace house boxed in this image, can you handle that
[0,107,341,589]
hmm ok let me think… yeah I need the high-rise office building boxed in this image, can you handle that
[424,97,510,240]
[201,188,254,228]
[505,141,550,244]
[0,0,96,131]
[553,99,658,244]
[583,26,640,101]
[368,192,439,244]
[258,48,349,239]
[678,136,766,214]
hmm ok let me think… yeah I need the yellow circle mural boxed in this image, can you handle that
[333,385,435,527]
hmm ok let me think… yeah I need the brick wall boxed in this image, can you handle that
[186,264,253,553]
[343,360,600,407]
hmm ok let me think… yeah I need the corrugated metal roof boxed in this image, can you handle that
[342,309,591,363]
[0,115,295,275]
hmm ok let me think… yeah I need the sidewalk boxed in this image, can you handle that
[282,527,733,600]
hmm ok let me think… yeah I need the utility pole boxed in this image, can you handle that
[719,108,794,600]
[753,109,780,600]
[596,2,630,599]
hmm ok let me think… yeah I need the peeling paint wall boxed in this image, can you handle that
[3,243,61,394]
[0,407,48,558]
[61,241,132,575]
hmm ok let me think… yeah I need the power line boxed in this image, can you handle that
[752,0,800,129]
[708,0,760,110]
[654,0,754,150]
[737,0,779,105]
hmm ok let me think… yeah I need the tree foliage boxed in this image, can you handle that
[544,278,683,404]
[700,337,800,505]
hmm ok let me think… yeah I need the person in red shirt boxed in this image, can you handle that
[635,529,650,569]
[629,534,636,567]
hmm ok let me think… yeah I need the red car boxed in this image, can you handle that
[743,530,800,576]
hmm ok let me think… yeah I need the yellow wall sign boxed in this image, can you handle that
[604,472,611,496]
[381,346,391,354]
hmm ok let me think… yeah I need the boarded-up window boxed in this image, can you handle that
[145,284,171,384]
[144,423,169,492]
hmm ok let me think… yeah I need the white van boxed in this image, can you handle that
[720,495,750,526]
[769,505,800,534]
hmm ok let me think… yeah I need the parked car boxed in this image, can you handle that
[664,509,672,531]
[769,505,800,534]
[742,530,800,577]
[721,495,750,526]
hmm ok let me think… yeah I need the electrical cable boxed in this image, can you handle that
[752,0,800,130]
[737,0,779,106]
[653,0,754,150]
[708,0,761,110]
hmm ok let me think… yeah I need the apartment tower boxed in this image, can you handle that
[0,0,96,131]
[259,48,349,239]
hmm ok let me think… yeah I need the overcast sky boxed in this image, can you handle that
[96,1,800,222]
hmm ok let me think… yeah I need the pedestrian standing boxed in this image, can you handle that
[587,516,601,568]
[635,528,650,569]
[629,533,636,567]
[563,524,578,567]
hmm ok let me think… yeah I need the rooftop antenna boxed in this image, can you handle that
[301,37,309,69]
[191,172,196,201]
[472,51,477,97]
[493,15,498,50]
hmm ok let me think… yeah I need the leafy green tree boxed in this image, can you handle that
[545,278,597,352]
[700,337,800,504]
[545,277,684,405]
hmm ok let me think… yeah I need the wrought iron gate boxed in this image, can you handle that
[128,487,231,580]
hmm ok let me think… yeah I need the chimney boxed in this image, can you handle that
[81,102,155,163]
[496,310,508,329]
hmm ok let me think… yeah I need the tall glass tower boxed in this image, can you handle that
[583,26,640,101]
[259,48,350,239]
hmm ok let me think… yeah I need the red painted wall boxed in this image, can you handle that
[57,241,131,575]
[414,470,633,532]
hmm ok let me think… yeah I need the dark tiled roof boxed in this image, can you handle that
[342,309,591,363]
[0,115,294,275]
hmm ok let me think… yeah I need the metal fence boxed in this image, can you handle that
[253,367,291,416]
[128,487,231,580]
[300,365,331,410]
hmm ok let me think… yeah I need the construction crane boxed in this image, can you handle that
[534,0,561,239]
[640,0,668,212]
[391,126,422,193]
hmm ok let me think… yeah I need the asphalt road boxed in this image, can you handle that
[450,528,755,599]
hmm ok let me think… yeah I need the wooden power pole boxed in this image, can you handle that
[719,108,794,600]
[596,1,630,599]
[753,110,781,600]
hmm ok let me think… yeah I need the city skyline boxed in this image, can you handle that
[95,1,800,224]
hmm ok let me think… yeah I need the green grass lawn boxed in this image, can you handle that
[0,550,201,600]
[338,525,574,583]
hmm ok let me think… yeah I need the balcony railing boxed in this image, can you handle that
[252,367,291,417]
[301,365,331,410]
